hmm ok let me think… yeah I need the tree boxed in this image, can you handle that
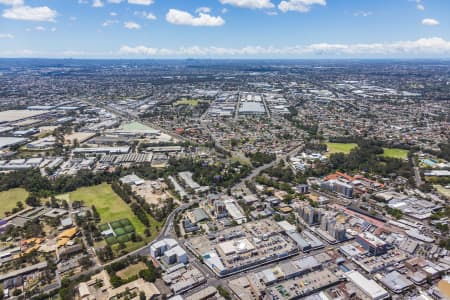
[25,194,40,207]
[217,285,231,300]
[16,201,24,210]
[79,256,93,269]
[139,268,157,283]
[91,205,100,222]
[139,291,146,300]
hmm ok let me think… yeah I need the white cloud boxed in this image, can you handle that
[124,21,141,29]
[0,33,14,38]
[278,0,325,13]
[144,12,156,20]
[135,11,156,20]
[422,18,439,26]
[50,27,56,32]
[166,9,225,26]
[108,0,154,4]
[417,4,424,10]
[0,0,23,6]
[3,37,450,59]
[353,11,372,17]
[118,38,450,58]
[220,0,274,9]
[3,5,57,22]
[221,8,228,14]
[119,45,157,55]
[102,19,118,26]
[110,12,118,16]
[92,0,104,7]
[35,25,45,31]
[128,0,154,5]
[196,7,211,14]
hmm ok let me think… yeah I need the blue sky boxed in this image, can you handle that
[0,0,449,58]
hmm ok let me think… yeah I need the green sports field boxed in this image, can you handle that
[326,142,357,154]
[67,183,160,238]
[0,188,29,217]
[380,148,409,160]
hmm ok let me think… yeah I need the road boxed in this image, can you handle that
[232,142,304,192]
[412,157,423,187]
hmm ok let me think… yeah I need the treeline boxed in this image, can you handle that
[167,157,251,188]
[328,135,416,151]
[0,169,117,197]
[263,161,308,184]
[305,142,327,152]
[255,175,294,194]
[111,181,133,203]
[328,136,359,143]
[111,181,149,227]
[130,202,149,227]
[246,151,276,167]
[426,140,450,161]
[327,141,413,179]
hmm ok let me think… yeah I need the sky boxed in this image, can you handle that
[0,0,450,59]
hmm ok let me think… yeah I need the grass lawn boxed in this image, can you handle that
[116,262,147,280]
[0,188,29,217]
[174,98,199,106]
[326,142,357,155]
[380,148,409,160]
[67,183,161,237]
[434,185,450,200]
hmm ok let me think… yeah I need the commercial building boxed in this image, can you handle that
[162,266,206,294]
[379,271,413,293]
[150,238,178,257]
[214,200,228,218]
[0,137,27,149]
[0,110,50,124]
[224,199,247,224]
[238,102,266,115]
[114,121,160,137]
[297,205,322,225]
[163,245,188,265]
[321,179,353,198]
[72,146,130,154]
[178,171,201,190]
[356,232,388,256]
[345,270,389,300]
[188,208,209,224]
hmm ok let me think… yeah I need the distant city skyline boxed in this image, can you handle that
[0,0,450,58]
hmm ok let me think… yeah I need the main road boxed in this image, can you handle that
[232,142,304,192]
